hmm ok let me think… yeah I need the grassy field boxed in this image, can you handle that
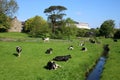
[0,32,29,38]
[100,39,120,80]
[0,32,120,80]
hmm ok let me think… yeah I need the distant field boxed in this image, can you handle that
[0,32,120,80]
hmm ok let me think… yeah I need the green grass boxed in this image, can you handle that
[100,39,120,80]
[0,32,42,42]
[0,32,29,38]
[0,32,120,80]
[0,36,103,80]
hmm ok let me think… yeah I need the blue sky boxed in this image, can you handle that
[16,0,120,28]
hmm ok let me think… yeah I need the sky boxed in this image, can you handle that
[15,0,120,28]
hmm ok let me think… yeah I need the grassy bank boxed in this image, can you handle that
[101,39,120,80]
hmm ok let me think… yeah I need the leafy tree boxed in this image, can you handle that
[56,18,77,39]
[0,0,19,17]
[0,0,19,32]
[114,29,120,39]
[76,29,89,37]
[44,5,67,33]
[0,13,11,32]
[89,28,100,37]
[63,25,77,40]
[99,20,115,38]
[24,16,50,37]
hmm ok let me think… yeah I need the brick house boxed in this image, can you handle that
[8,17,23,32]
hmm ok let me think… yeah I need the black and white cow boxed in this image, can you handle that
[68,45,74,50]
[89,39,95,43]
[45,48,53,54]
[45,61,61,70]
[81,47,87,51]
[42,37,49,42]
[16,46,22,57]
[80,43,85,46]
[79,41,85,46]
[53,55,71,61]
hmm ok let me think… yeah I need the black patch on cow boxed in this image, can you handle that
[53,55,71,61]
[45,48,53,54]
[44,61,56,70]
[81,47,87,51]
[16,46,22,53]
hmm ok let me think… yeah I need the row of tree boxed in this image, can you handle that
[23,16,78,39]
[0,0,120,39]
[23,15,120,39]
[22,5,120,39]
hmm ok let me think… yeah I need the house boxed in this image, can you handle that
[8,17,23,32]
[75,22,90,29]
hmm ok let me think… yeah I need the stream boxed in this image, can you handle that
[86,57,106,80]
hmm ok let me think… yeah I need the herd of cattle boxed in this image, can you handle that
[15,38,115,70]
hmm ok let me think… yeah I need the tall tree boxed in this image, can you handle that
[99,20,115,38]
[58,18,77,39]
[0,0,19,32]
[44,5,67,33]
[0,13,11,32]
[0,0,19,17]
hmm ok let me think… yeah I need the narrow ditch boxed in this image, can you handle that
[86,56,106,80]
[86,44,110,80]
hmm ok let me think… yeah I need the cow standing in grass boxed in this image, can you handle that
[16,46,22,57]
[42,37,49,42]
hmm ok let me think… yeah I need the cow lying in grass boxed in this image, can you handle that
[45,61,61,70]
[45,48,53,54]
[89,39,95,43]
[81,47,87,51]
[68,45,74,50]
[80,43,85,46]
[53,55,71,61]
[113,39,117,42]
[16,46,22,57]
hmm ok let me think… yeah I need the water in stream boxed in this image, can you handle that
[87,57,106,80]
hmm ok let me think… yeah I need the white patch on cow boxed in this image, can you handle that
[43,37,49,42]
